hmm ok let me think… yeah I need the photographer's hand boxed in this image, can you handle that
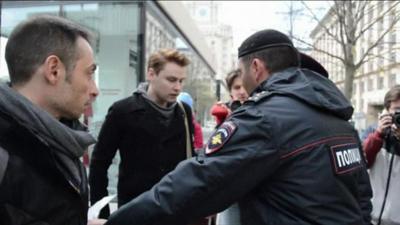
[391,124,400,140]
[377,113,392,137]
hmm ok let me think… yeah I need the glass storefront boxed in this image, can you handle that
[1,1,142,196]
[0,1,215,130]
[1,1,141,136]
[0,0,215,199]
[63,2,141,136]
[145,1,216,124]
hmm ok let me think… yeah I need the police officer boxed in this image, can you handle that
[104,29,372,225]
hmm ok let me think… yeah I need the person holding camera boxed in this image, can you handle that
[363,84,400,225]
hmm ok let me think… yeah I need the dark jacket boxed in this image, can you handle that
[89,92,194,218]
[105,68,372,225]
[0,83,94,225]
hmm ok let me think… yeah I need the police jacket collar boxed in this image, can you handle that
[253,67,353,120]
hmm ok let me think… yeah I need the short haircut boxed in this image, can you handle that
[384,85,400,110]
[241,46,299,74]
[5,15,94,85]
[147,48,190,74]
[225,69,241,91]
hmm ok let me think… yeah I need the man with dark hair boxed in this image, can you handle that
[89,48,194,220]
[363,84,400,225]
[103,29,371,225]
[0,15,99,225]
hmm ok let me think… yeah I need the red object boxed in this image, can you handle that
[363,130,384,168]
[210,103,229,126]
[193,117,204,149]
[82,150,90,167]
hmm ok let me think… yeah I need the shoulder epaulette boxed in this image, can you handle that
[246,91,273,103]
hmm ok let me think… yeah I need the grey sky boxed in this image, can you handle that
[218,1,330,49]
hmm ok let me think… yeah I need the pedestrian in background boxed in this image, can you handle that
[363,85,400,225]
[89,49,194,223]
[210,69,249,128]
[0,15,101,225]
[103,29,372,225]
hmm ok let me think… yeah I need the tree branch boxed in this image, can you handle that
[356,13,400,68]
[333,1,349,60]
[301,1,342,45]
[292,36,345,63]
[353,1,368,25]
[354,1,400,43]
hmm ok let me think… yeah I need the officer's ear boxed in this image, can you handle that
[252,58,270,82]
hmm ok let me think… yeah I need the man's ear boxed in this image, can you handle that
[43,55,64,85]
[252,58,269,82]
[146,68,156,81]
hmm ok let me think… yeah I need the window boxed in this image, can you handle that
[389,31,396,62]
[368,6,373,23]
[360,98,364,111]
[369,62,374,72]
[377,18,383,33]
[360,81,365,93]
[378,57,384,68]
[377,2,384,25]
[377,76,384,89]
[378,40,384,53]
[360,14,365,30]
[367,77,373,91]
[389,73,397,87]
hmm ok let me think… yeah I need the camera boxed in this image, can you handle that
[393,110,400,127]
[230,100,242,112]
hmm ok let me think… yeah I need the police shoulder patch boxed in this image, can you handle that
[330,143,362,175]
[205,121,237,155]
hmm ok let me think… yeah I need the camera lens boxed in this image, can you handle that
[393,113,400,127]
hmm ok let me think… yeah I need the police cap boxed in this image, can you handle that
[238,29,294,58]
[238,29,328,78]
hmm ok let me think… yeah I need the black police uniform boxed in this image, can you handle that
[104,67,372,225]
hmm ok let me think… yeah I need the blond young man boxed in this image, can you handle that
[89,49,194,223]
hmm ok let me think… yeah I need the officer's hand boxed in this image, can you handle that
[377,113,392,136]
[87,219,107,225]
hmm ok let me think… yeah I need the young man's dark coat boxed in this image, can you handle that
[89,92,194,218]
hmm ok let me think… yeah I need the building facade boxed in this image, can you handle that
[183,1,236,100]
[310,1,400,132]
